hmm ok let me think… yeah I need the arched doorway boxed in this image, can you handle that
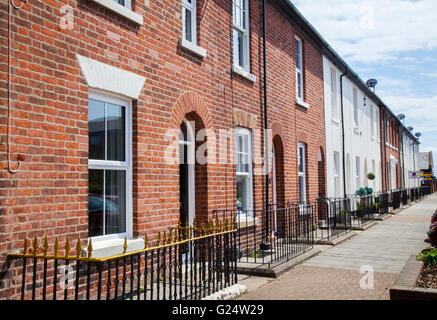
[272,135,285,235]
[178,112,208,229]
[317,147,326,198]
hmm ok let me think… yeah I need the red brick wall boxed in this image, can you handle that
[380,108,401,191]
[0,0,325,299]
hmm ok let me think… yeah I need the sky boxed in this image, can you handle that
[292,0,437,172]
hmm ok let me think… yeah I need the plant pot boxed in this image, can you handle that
[259,243,271,251]
[225,247,242,262]
[428,223,437,247]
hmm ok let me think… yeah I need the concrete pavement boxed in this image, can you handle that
[238,194,435,300]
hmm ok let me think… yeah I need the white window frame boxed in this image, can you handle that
[236,127,253,214]
[353,87,358,127]
[232,0,250,72]
[334,151,340,197]
[88,90,133,243]
[295,36,304,101]
[331,68,338,120]
[356,156,361,189]
[182,0,197,44]
[298,142,307,203]
[114,0,131,9]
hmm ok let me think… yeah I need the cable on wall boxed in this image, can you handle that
[7,0,24,174]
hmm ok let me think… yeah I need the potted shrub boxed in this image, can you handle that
[428,222,437,247]
[260,236,271,251]
[367,172,376,182]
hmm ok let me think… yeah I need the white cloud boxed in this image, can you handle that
[292,0,437,64]
[421,72,437,78]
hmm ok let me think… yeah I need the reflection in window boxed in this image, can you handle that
[88,95,129,238]
[236,128,252,214]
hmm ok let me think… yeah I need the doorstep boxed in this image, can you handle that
[351,221,378,231]
[315,230,358,246]
[390,255,437,300]
[236,247,321,278]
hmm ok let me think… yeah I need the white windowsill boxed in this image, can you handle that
[237,216,260,229]
[232,64,256,83]
[179,38,207,59]
[296,97,309,109]
[83,238,144,258]
[91,0,143,25]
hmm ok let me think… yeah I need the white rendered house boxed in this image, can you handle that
[323,56,382,198]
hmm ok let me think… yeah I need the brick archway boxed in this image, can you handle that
[170,91,214,131]
[170,91,214,226]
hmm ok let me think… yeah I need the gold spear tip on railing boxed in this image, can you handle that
[54,236,59,257]
[44,236,49,256]
[32,236,39,256]
[144,234,148,249]
[65,236,71,257]
[200,222,205,235]
[163,231,167,245]
[157,232,161,246]
[87,239,93,258]
[123,237,128,254]
[76,237,82,258]
[168,229,173,244]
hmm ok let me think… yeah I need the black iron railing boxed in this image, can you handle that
[401,189,408,206]
[8,223,238,300]
[392,190,401,210]
[213,203,315,267]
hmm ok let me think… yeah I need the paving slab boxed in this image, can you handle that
[238,194,437,300]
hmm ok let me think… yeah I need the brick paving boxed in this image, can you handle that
[239,194,436,300]
[240,266,396,300]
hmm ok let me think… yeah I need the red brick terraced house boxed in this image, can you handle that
[1,0,328,299]
[380,107,401,192]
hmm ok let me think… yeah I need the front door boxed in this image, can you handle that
[179,120,195,232]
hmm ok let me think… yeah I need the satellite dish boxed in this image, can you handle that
[366,79,378,92]
[398,114,405,120]
[408,126,414,131]
[415,132,422,138]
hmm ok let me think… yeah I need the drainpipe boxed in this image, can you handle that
[340,68,348,197]
[262,0,270,244]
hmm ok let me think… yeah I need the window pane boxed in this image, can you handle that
[114,0,125,6]
[298,146,304,173]
[89,99,105,160]
[299,176,305,203]
[237,175,248,210]
[233,29,244,67]
[233,0,244,29]
[184,8,192,42]
[295,39,302,70]
[105,170,126,235]
[237,135,243,153]
[297,72,303,99]
[88,169,104,237]
[107,103,125,161]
